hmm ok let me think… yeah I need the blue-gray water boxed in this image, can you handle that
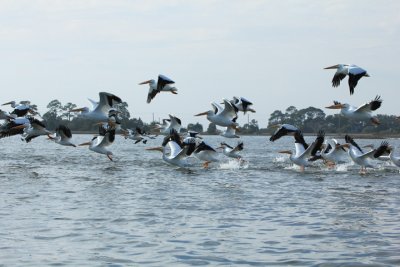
[1,135,399,266]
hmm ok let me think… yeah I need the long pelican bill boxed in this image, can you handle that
[79,142,91,146]
[70,107,86,112]
[2,101,13,106]
[194,111,208,116]
[325,103,344,109]
[11,124,26,130]
[146,147,163,152]
[324,64,340,69]
[278,150,293,154]
[139,80,152,85]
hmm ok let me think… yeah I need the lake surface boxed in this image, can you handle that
[1,134,399,266]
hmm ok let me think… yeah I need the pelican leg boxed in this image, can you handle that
[202,161,211,169]
[300,166,305,172]
[171,91,178,95]
[107,154,113,161]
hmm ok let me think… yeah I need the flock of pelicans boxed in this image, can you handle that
[0,64,399,173]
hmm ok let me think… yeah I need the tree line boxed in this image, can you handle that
[38,99,399,135]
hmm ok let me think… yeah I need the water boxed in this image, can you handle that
[1,135,399,266]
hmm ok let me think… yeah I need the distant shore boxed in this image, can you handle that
[71,131,400,139]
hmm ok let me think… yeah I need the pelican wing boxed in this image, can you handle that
[232,141,244,153]
[157,75,175,91]
[211,102,222,115]
[168,140,183,159]
[94,92,122,114]
[219,99,238,119]
[56,125,72,139]
[355,95,382,113]
[147,88,160,103]
[332,72,346,87]
[98,129,116,147]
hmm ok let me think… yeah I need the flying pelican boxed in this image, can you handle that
[139,74,178,103]
[70,92,122,121]
[343,135,380,174]
[220,125,240,138]
[79,125,116,161]
[325,96,382,125]
[195,99,238,128]
[124,127,150,144]
[278,131,317,171]
[193,141,219,168]
[48,125,76,147]
[324,64,370,95]
[2,101,33,117]
[229,96,256,113]
[219,141,243,159]
[147,130,189,168]
[269,124,300,142]
[21,118,52,143]
[154,114,182,135]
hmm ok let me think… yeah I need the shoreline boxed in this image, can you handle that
[71,131,400,139]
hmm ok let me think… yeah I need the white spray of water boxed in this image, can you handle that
[219,159,249,170]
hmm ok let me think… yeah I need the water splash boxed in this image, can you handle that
[219,159,249,170]
[273,156,287,163]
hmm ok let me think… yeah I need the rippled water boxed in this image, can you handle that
[1,134,399,266]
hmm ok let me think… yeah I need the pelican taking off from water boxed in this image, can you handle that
[278,131,317,171]
[324,64,369,95]
[154,114,182,135]
[219,141,243,159]
[343,135,379,174]
[71,92,122,121]
[79,125,116,161]
[48,125,76,147]
[139,74,178,103]
[195,99,238,128]
[326,95,382,125]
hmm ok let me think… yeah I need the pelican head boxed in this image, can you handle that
[2,101,16,107]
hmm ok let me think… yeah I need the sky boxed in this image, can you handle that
[0,0,399,128]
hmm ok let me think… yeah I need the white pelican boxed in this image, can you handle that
[220,125,240,138]
[193,141,219,168]
[124,127,151,144]
[278,131,317,171]
[195,99,238,128]
[2,101,33,117]
[324,64,370,95]
[48,125,76,147]
[320,139,349,165]
[79,125,116,161]
[326,96,382,125]
[139,74,178,103]
[219,141,243,159]
[70,92,122,121]
[269,124,300,142]
[147,140,189,168]
[154,114,182,135]
[229,96,255,113]
[343,135,378,174]
[21,118,52,143]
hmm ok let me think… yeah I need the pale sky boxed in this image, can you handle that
[0,0,399,128]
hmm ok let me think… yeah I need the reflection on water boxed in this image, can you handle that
[0,135,399,266]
